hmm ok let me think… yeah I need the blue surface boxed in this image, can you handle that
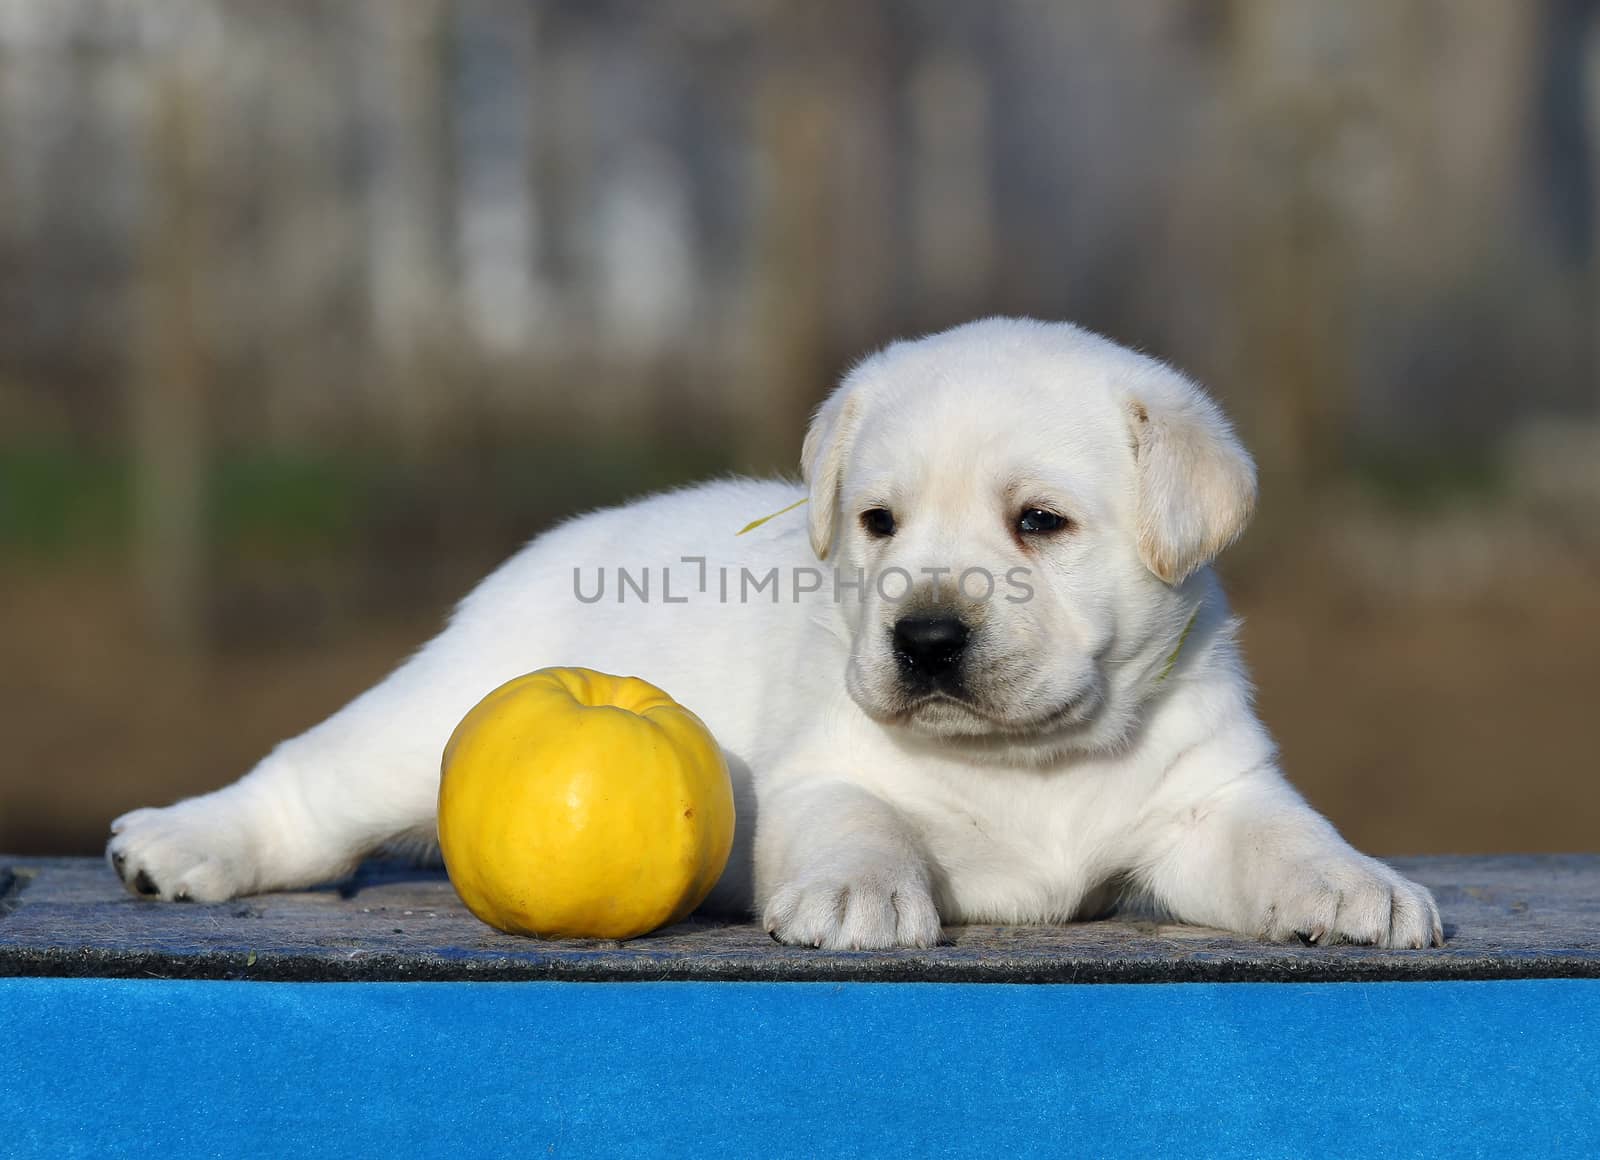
[2,978,1595,1158]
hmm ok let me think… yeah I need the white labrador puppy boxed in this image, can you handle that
[108,318,1442,949]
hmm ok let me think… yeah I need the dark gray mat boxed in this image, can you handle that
[2,855,1596,983]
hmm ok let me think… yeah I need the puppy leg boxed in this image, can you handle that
[758,779,943,950]
[1136,772,1443,948]
[107,647,476,902]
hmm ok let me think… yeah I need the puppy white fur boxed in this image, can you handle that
[108,318,1442,949]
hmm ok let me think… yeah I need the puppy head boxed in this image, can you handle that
[802,317,1256,762]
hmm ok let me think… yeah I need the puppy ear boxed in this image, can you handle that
[1124,369,1257,584]
[800,387,863,561]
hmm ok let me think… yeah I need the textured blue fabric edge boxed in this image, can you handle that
[2,978,1595,1159]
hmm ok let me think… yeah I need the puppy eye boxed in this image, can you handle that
[1018,508,1069,535]
[861,508,897,538]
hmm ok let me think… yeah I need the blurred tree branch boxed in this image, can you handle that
[134,50,208,653]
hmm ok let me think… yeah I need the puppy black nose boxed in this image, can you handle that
[893,615,970,681]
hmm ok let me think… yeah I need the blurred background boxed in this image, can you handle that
[3,0,1599,858]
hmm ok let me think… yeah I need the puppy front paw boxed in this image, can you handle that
[763,863,942,950]
[106,799,259,902]
[1261,854,1443,949]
